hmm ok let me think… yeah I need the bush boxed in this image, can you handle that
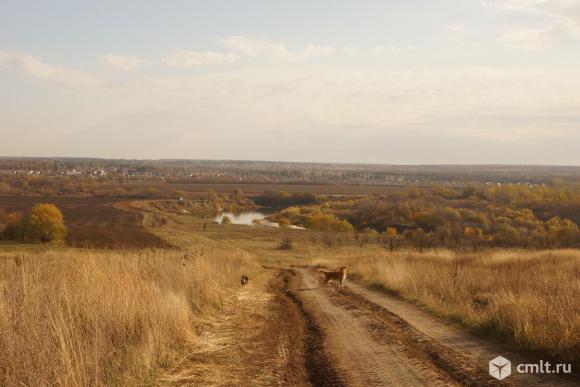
[404,228,428,253]
[278,218,291,228]
[1,213,26,241]
[221,215,232,225]
[304,212,354,232]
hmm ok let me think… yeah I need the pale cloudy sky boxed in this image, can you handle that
[1,0,579,164]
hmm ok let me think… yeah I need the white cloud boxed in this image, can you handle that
[162,50,238,68]
[219,36,333,60]
[343,46,356,56]
[302,44,334,58]
[76,67,580,146]
[446,24,465,32]
[483,0,580,37]
[372,45,386,54]
[499,26,555,50]
[99,53,142,71]
[0,51,100,90]
[373,45,416,54]
[3,61,580,161]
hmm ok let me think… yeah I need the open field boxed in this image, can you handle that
[139,208,580,385]
[0,198,578,386]
[0,196,167,248]
[0,246,258,386]
[137,206,580,362]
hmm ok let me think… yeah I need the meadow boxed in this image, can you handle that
[0,246,258,386]
[0,191,579,385]
[136,204,580,365]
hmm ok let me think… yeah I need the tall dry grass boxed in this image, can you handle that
[0,247,258,386]
[313,249,580,363]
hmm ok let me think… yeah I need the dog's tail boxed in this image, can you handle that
[318,269,327,273]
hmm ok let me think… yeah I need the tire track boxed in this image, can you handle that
[288,268,462,386]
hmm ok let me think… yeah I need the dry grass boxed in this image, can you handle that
[313,249,580,363]
[0,247,258,386]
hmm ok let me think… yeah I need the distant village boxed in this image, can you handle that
[0,158,578,187]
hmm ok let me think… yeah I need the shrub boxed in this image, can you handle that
[1,213,26,241]
[278,218,291,227]
[404,228,428,253]
[221,215,232,225]
[304,212,354,232]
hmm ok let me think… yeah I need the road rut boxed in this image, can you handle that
[290,268,461,386]
[288,268,576,387]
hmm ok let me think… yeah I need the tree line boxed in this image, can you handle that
[0,203,67,243]
[268,184,580,249]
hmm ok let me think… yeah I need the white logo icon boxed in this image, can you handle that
[489,356,511,380]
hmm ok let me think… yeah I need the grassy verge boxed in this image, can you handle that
[312,249,580,363]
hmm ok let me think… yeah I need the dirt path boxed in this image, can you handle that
[287,268,576,387]
[158,271,309,386]
[288,268,462,386]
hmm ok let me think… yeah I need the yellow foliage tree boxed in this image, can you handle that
[382,227,401,251]
[24,203,67,243]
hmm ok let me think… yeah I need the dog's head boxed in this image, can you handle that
[340,266,347,273]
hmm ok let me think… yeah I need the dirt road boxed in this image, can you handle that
[287,268,576,387]
[157,266,575,386]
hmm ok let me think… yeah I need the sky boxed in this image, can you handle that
[1,0,580,165]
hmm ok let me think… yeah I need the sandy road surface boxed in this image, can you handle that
[288,268,576,387]
[289,268,461,386]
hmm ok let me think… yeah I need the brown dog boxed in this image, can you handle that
[318,266,347,287]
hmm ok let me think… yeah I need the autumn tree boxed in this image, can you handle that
[380,227,401,252]
[355,227,377,248]
[23,203,67,243]
[404,228,428,253]
[463,226,485,251]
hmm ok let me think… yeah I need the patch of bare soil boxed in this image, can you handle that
[157,270,308,386]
